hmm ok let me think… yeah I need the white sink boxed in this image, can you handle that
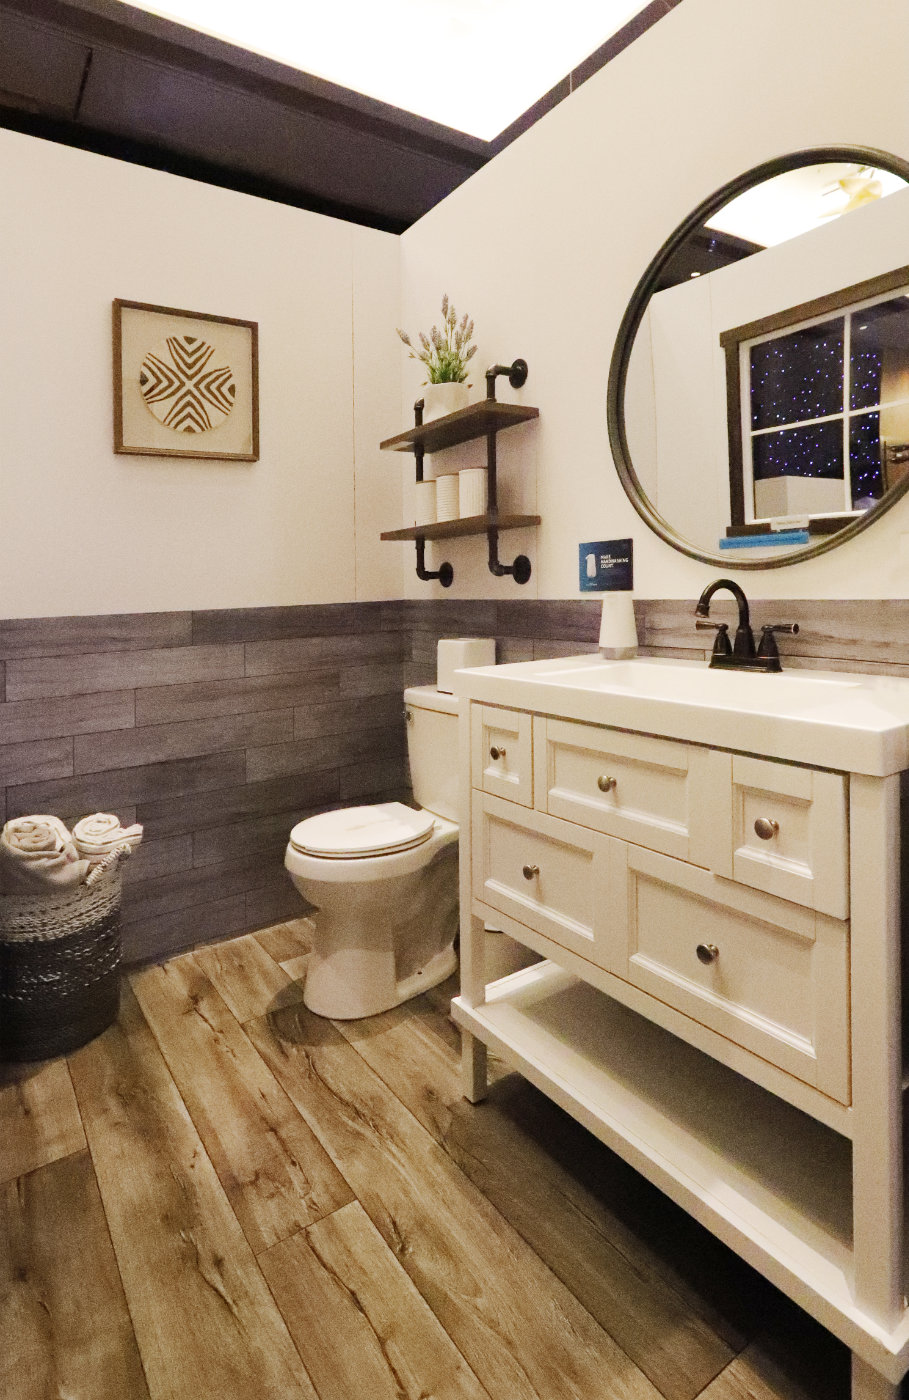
[454,654,909,775]
[528,658,861,708]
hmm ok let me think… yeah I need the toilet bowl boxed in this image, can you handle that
[284,685,461,1019]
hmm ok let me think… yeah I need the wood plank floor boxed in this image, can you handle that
[0,922,855,1400]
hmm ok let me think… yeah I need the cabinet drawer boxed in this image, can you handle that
[535,716,722,865]
[471,704,533,807]
[615,844,850,1101]
[715,755,848,919]
[471,791,623,966]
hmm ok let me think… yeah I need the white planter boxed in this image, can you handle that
[422,381,469,422]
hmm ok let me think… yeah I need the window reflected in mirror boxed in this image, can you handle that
[724,287,909,530]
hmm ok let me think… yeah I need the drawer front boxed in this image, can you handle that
[722,755,848,918]
[615,844,849,1101]
[535,716,723,865]
[471,705,533,807]
[471,791,623,967]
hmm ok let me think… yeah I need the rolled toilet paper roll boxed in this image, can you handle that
[435,474,460,522]
[459,468,488,518]
[414,479,436,526]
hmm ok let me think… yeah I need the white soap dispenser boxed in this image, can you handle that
[598,592,638,659]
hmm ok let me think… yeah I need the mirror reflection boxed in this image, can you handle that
[624,161,909,559]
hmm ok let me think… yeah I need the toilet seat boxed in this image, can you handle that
[289,802,436,859]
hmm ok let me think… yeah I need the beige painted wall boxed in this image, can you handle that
[398,0,909,600]
[0,128,403,617]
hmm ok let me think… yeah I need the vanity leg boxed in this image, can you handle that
[850,775,905,1332]
[852,1355,901,1400]
[461,1030,488,1103]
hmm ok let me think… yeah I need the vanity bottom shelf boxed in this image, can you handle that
[450,960,898,1365]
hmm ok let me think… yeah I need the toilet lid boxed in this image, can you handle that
[289,803,436,858]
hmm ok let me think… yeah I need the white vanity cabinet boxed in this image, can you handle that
[452,658,909,1400]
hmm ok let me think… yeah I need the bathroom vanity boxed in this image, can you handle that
[452,655,909,1400]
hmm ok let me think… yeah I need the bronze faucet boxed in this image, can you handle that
[695,579,798,672]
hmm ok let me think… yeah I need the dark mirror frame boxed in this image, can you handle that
[606,145,909,569]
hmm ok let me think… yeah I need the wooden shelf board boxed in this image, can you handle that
[380,401,539,454]
[453,962,863,1337]
[380,513,541,542]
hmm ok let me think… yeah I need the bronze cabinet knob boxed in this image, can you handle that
[754,817,779,841]
[597,775,617,792]
[522,864,540,880]
[696,943,719,965]
[490,746,506,761]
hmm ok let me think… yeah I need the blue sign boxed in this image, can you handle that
[578,538,633,592]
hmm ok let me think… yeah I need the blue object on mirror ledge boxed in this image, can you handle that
[719,530,810,549]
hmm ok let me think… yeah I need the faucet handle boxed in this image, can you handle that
[757,623,800,663]
[695,618,733,658]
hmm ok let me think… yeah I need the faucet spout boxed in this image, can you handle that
[695,578,755,659]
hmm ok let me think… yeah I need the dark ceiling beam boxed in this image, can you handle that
[11,0,489,165]
[0,1,682,230]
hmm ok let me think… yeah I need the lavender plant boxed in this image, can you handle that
[396,294,477,383]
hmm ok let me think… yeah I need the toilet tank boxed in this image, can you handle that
[404,685,459,822]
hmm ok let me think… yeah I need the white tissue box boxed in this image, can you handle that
[437,638,496,693]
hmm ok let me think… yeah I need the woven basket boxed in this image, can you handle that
[0,870,122,1062]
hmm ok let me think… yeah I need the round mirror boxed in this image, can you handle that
[607,146,909,567]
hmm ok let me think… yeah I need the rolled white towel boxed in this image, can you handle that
[0,815,90,892]
[72,812,143,864]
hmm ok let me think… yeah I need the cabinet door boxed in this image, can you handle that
[613,843,850,1101]
[471,705,533,807]
[717,755,849,919]
[535,715,727,866]
[471,791,624,969]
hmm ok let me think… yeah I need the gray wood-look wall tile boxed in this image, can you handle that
[121,893,249,965]
[339,662,405,700]
[245,872,303,929]
[244,633,403,677]
[0,736,73,787]
[125,856,269,921]
[192,602,388,645]
[6,644,245,700]
[245,736,341,786]
[74,711,294,775]
[0,691,135,745]
[7,752,245,821]
[0,662,5,703]
[340,757,409,802]
[134,671,339,726]
[193,810,320,867]
[393,600,497,634]
[498,600,600,641]
[136,772,339,840]
[293,694,403,741]
[0,612,192,659]
[121,834,195,885]
[243,637,325,676]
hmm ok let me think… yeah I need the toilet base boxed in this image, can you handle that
[311,943,458,1021]
[296,838,459,1020]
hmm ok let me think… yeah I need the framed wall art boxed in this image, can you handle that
[113,299,259,460]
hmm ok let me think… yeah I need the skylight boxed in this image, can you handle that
[114,0,652,140]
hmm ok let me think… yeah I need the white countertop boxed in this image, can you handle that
[454,654,909,776]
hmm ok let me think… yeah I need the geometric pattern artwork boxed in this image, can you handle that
[114,298,258,461]
[139,335,236,433]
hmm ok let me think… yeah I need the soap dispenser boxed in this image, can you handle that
[598,594,638,659]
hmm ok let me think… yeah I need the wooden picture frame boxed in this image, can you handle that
[113,299,259,460]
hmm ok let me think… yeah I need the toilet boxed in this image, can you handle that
[284,684,461,1019]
